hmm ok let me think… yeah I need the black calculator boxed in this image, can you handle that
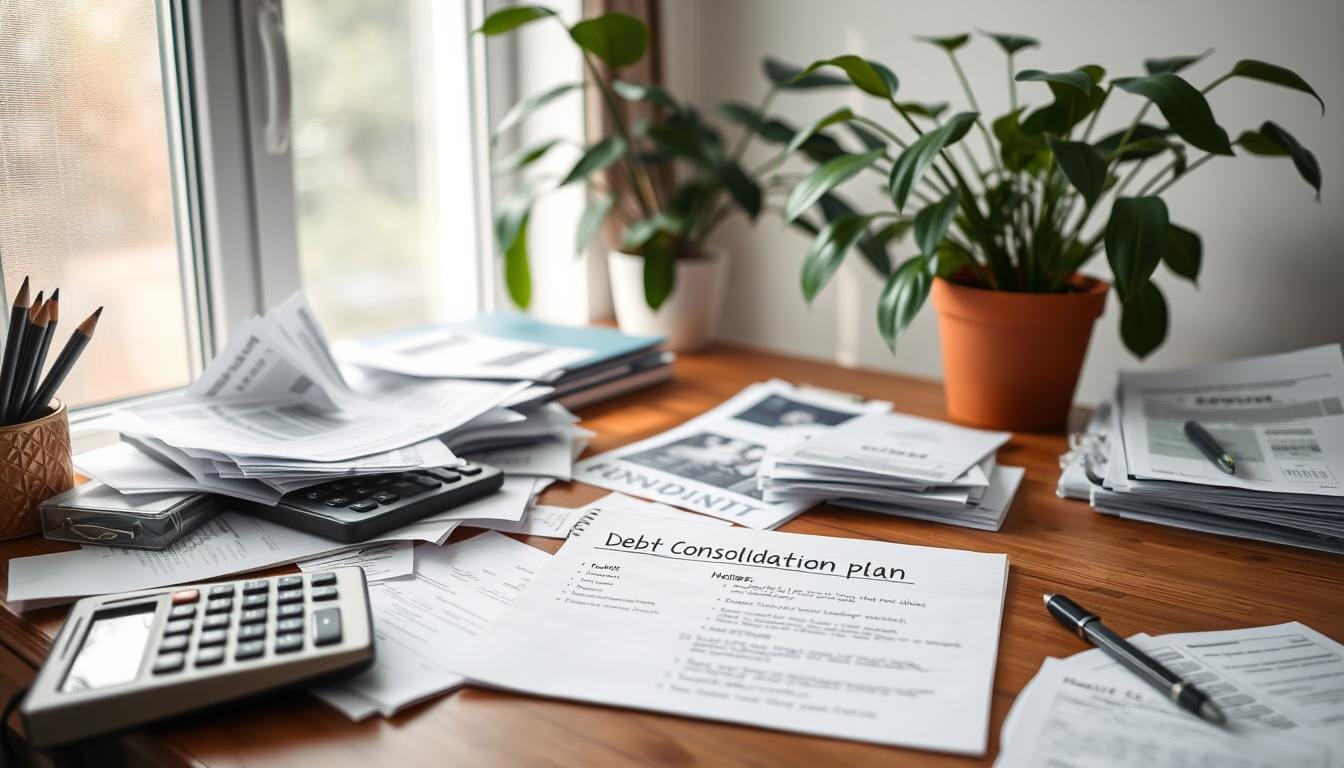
[22,568,374,749]
[231,462,505,543]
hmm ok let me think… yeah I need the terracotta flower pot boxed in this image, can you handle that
[930,276,1108,433]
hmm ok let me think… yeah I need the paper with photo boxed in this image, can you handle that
[298,541,413,583]
[572,380,889,529]
[337,326,592,382]
[312,532,551,719]
[1119,344,1344,496]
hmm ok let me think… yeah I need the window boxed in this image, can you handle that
[0,0,205,408]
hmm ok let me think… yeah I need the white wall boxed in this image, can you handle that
[662,0,1344,404]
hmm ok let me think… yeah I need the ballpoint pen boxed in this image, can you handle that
[1184,420,1236,475]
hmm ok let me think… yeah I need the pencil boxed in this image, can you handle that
[21,306,102,422]
[6,300,50,423]
[0,276,32,426]
[20,288,57,418]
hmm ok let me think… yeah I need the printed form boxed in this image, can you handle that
[455,512,1009,755]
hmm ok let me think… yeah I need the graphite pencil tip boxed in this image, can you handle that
[27,292,44,321]
[14,276,30,308]
[78,307,104,335]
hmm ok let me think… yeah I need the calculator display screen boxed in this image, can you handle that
[60,605,156,693]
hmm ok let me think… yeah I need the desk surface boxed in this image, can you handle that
[2,345,1342,766]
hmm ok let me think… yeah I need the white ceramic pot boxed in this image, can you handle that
[607,247,728,351]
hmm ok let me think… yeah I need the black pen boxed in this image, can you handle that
[1184,420,1235,475]
[1043,593,1227,726]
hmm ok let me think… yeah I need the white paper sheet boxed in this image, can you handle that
[454,511,1009,755]
[467,436,580,480]
[470,492,731,539]
[838,465,1026,531]
[74,442,284,504]
[297,541,414,583]
[573,380,889,529]
[311,532,551,719]
[337,327,592,381]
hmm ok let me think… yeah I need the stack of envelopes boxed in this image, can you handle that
[757,412,1024,530]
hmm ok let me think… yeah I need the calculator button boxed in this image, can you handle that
[168,604,196,620]
[202,614,231,630]
[159,634,189,653]
[237,623,266,641]
[371,492,400,504]
[235,640,266,660]
[435,470,461,484]
[276,589,304,605]
[163,619,194,636]
[275,633,304,654]
[197,629,228,647]
[195,646,225,666]
[242,593,268,609]
[278,603,304,618]
[277,575,303,589]
[309,571,337,587]
[351,486,374,498]
[242,580,269,595]
[312,608,342,646]
[387,483,426,498]
[153,653,186,674]
[277,617,304,634]
[205,598,233,614]
[240,608,267,625]
[324,496,352,507]
[171,589,199,605]
[328,482,348,491]
[208,584,235,598]
[310,586,339,602]
[409,476,441,488]
[303,490,324,500]
[349,500,379,513]
[456,462,482,476]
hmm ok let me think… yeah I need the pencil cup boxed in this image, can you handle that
[0,399,73,539]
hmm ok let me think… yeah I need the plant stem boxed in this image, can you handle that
[1152,153,1215,195]
[1113,157,1149,198]
[1080,84,1112,143]
[1134,155,1180,197]
[1200,73,1233,94]
[948,51,1003,172]
[730,87,776,161]
[581,53,661,218]
[854,115,909,150]
[1007,54,1017,112]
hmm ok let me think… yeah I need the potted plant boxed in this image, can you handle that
[477,7,832,350]
[777,34,1323,430]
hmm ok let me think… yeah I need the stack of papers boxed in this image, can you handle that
[758,412,1024,531]
[1060,344,1344,554]
[997,622,1344,766]
[337,313,673,410]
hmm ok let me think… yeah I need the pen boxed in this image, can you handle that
[1043,593,1227,726]
[1184,420,1235,475]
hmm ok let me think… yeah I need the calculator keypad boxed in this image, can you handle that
[151,572,343,674]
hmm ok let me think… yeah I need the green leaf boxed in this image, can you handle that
[575,195,613,254]
[877,257,932,350]
[858,219,911,275]
[560,136,628,186]
[980,30,1038,55]
[569,12,647,68]
[993,108,1048,172]
[1113,73,1234,155]
[1105,196,1169,301]
[621,213,687,251]
[1016,69,1093,94]
[792,56,895,99]
[801,214,875,302]
[930,240,976,278]
[494,82,583,139]
[493,190,532,252]
[611,79,676,110]
[784,149,883,222]
[1020,66,1107,135]
[1120,280,1168,358]
[1144,49,1212,75]
[888,112,978,211]
[642,238,675,310]
[1235,129,1287,156]
[1046,136,1107,206]
[713,160,762,219]
[1254,121,1322,198]
[645,123,712,165]
[477,5,555,36]
[783,108,856,160]
[898,101,949,120]
[504,212,532,308]
[492,138,562,174]
[763,57,849,89]
[1164,223,1201,283]
[916,34,970,53]
[913,190,960,257]
[847,122,887,151]
[1227,59,1324,115]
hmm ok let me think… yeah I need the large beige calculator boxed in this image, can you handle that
[22,567,374,748]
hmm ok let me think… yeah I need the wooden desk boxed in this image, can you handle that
[2,345,1342,766]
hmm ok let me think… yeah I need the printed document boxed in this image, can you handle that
[1119,345,1344,495]
[312,532,550,719]
[573,380,889,529]
[455,512,1009,755]
[297,541,413,583]
[472,492,730,539]
[338,327,593,381]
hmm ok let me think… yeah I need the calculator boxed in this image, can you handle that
[231,462,505,543]
[21,568,374,749]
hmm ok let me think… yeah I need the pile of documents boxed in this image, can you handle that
[997,621,1344,765]
[757,411,1024,531]
[1059,344,1344,553]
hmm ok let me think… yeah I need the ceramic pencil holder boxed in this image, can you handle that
[0,399,74,539]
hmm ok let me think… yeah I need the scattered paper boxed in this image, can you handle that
[468,492,731,539]
[298,541,413,583]
[338,327,593,382]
